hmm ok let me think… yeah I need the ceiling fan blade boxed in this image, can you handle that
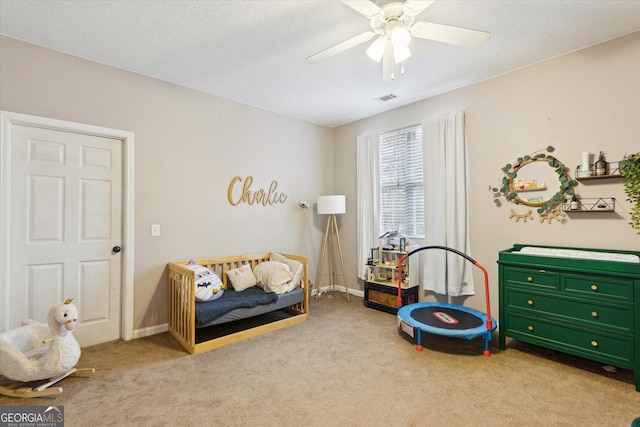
[341,0,382,19]
[403,0,435,16]
[411,22,490,48]
[306,31,376,63]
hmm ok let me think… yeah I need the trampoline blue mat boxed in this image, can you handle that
[397,302,497,340]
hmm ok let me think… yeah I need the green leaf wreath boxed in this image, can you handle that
[489,146,579,214]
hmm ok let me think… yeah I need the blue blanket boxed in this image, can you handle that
[195,286,278,326]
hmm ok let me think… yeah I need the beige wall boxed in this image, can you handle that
[1,31,639,335]
[0,36,334,333]
[334,31,640,312]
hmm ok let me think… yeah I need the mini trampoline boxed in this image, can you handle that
[396,246,497,357]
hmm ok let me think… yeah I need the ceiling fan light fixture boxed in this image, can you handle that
[366,35,387,62]
[307,1,490,82]
[390,24,411,47]
[387,21,412,64]
[393,44,412,63]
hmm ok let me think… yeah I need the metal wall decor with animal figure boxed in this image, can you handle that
[489,146,578,223]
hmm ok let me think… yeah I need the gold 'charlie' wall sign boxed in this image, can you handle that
[228,176,288,206]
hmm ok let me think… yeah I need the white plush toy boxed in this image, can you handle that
[0,299,81,382]
[186,261,224,302]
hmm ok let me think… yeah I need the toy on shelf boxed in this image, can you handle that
[364,232,420,313]
[369,231,415,285]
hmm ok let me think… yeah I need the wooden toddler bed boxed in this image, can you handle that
[168,252,309,354]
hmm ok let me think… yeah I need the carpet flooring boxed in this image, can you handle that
[1,293,639,426]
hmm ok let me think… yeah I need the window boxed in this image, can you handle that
[379,124,424,238]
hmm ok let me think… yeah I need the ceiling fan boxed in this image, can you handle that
[306,0,490,80]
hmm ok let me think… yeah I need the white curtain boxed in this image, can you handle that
[356,133,380,280]
[422,111,474,296]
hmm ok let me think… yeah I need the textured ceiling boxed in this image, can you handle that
[1,0,639,127]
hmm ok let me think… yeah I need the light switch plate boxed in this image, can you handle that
[151,224,161,237]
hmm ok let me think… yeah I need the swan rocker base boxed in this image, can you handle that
[0,367,95,398]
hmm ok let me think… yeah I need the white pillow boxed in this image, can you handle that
[254,261,293,294]
[284,262,304,293]
[185,261,224,302]
[270,253,304,293]
[225,264,257,291]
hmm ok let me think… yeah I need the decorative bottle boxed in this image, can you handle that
[570,195,579,210]
[595,151,608,176]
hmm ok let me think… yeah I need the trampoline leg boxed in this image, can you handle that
[416,330,423,352]
[483,333,491,357]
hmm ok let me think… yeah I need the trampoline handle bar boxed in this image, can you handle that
[397,245,494,331]
[404,245,477,264]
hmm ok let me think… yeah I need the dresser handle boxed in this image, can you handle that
[591,311,598,318]
[590,284,598,291]
[527,325,534,331]
[527,276,533,282]
[591,340,598,348]
[527,300,534,306]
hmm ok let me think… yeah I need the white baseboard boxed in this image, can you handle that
[313,285,364,299]
[132,323,168,339]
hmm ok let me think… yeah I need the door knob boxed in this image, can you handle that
[112,246,122,253]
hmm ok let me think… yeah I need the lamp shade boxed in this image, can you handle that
[317,195,346,215]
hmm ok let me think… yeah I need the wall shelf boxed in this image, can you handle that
[575,160,623,181]
[575,174,622,182]
[516,187,548,192]
[562,197,615,212]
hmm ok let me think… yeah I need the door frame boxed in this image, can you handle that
[0,111,135,341]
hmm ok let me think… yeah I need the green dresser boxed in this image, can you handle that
[498,244,640,392]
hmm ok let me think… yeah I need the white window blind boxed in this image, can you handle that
[379,124,424,238]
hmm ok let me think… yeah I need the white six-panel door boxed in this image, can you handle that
[1,112,134,347]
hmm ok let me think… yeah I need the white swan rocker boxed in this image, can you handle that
[0,299,94,398]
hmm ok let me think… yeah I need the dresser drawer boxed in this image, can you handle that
[505,313,633,367]
[503,267,559,290]
[563,273,634,303]
[505,289,634,333]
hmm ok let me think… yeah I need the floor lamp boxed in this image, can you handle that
[315,195,350,302]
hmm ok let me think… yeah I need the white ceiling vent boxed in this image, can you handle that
[376,93,397,102]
